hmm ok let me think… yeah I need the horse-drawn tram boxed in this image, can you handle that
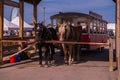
[50,11,108,51]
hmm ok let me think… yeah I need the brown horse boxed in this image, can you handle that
[35,23,57,66]
[57,23,82,65]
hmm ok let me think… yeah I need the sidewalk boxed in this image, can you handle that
[0,49,117,80]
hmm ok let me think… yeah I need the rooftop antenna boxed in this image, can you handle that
[43,7,46,26]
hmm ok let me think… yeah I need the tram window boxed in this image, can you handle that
[103,28,107,34]
[80,23,88,33]
[99,27,103,34]
[93,27,97,33]
[90,28,93,33]
[90,23,94,33]
[81,25,87,33]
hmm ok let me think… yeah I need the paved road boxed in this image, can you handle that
[0,49,117,80]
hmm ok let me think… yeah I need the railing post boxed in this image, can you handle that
[0,40,3,65]
[109,38,114,71]
[33,2,37,54]
[0,0,4,65]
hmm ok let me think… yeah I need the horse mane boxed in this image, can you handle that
[66,24,75,41]
[41,26,52,40]
[36,23,57,40]
[72,26,82,42]
[65,24,82,41]
[48,27,58,40]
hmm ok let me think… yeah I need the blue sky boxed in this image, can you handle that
[4,0,115,25]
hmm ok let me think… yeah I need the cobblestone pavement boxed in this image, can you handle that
[0,49,117,80]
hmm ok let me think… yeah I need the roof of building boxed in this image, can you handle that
[50,12,107,22]
[24,0,41,5]
[50,12,91,19]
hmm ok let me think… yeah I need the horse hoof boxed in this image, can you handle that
[39,62,42,65]
[64,60,67,64]
[68,63,72,65]
[44,65,50,68]
[39,62,44,67]
[39,64,44,67]
[72,61,78,64]
[50,60,55,64]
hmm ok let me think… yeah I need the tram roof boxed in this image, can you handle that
[50,12,107,23]
[24,0,41,5]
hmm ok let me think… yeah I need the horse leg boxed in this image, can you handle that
[62,43,67,64]
[60,44,64,56]
[38,45,43,65]
[44,45,50,66]
[72,45,81,64]
[68,45,73,65]
[49,43,55,64]
[73,45,77,62]
[75,45,80,63]
[77,45,81,63]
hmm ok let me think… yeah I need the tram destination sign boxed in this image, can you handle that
[89,11,102,20]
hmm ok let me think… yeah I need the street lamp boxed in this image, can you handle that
[43,7,46,25]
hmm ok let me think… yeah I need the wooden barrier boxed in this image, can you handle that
[3,44,20,51]
[2,39,114,72]
[2,40,27,43]
[1,39,109,46]
[109,38,114,71]
[41,40,109,46]
[3,42,37,61]
[40,40,113,71]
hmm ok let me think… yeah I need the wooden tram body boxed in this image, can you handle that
[50,11,108,50]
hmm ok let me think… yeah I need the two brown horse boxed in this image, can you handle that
[57,23,82,65]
